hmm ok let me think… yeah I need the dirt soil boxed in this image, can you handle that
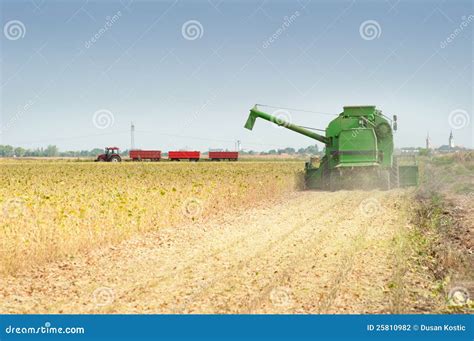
[0,190,438,314]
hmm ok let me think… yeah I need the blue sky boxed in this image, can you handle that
[0,0,472,151]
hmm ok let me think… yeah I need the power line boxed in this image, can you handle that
[8,128,318,151]
[255,104,337,116]
[9,130,129,146]
[136,130,235,143]
[135,130,295,149]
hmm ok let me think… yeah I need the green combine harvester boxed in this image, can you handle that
[244,105,418,191]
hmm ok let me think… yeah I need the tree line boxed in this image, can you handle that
[0,144,321,157]
[0,145,103,157]
[257,145,319,155]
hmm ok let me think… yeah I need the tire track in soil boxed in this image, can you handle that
[0,190,412,314]
[172,191,382,314]
[125,194,342,313]
[314,223,369,314]
[215,195,360,314]
[237,192,375,314]
[289,190,408,314]
[175,195,355,314]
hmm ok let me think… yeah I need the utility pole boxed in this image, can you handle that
[131,122,135,150]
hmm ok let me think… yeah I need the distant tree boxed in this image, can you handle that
[14,147,26,157]
[45,145,59,157]
[305,144,319,155]
[418,148,431,156]
[0,145,14,157]
[90,148,104,156]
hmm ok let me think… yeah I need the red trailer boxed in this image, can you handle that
[168,151,200,161]
[208,151,239,161]
[130,150,161,161]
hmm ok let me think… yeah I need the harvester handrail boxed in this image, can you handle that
[360,116,376,127]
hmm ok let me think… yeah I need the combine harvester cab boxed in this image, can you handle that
[244,105,418,191]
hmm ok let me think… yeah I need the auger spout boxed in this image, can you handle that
[244,105,330,145]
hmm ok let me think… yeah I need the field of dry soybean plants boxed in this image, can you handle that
[0,160,302,276]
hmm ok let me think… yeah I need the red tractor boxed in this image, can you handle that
[96,147,122,162]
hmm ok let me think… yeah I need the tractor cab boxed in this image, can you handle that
[96,147,122,162]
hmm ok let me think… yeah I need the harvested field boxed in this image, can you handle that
[1,187,439,314]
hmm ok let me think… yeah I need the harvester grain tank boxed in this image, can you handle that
[244,105,418,190]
